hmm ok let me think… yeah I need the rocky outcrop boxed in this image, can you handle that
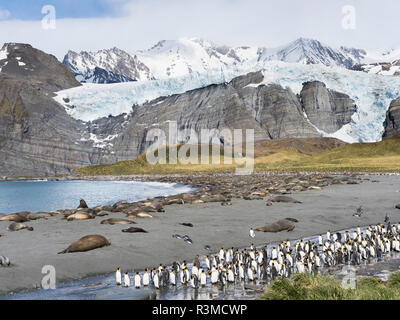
[383,97,400,139]
[0,43,114,177]
[300,81,356,134]
[109,72,356,162]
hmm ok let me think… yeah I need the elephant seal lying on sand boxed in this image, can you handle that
[58,235,110,254]
[101,218,136,225]
[270,196,302,204]
[65,213,95,221]
[0,212,30,222]
[7,222,34,231]
[255,218,298,233]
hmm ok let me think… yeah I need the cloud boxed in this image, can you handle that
[0,8,10,20]
[0,0,399,60]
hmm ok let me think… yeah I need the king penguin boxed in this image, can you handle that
[116,267,122,285]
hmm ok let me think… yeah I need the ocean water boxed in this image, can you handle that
[0,180,192,214]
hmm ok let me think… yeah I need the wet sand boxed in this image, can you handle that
[0,174,399,295]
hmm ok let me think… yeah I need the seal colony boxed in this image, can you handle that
[113,222,400,290]
[1,172,400,297]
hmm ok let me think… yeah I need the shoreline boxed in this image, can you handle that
[1,173,400,296]
[1,170,400,183]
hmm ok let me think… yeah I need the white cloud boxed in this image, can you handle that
[0,0,399,60]
[0,8,10,20]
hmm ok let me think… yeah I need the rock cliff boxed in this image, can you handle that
[383,97,400,139]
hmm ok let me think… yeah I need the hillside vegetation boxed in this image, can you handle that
[75,135,400,175]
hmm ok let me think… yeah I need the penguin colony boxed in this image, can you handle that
[115,223,400,289]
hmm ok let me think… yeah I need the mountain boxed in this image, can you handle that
[63,38,374,83]
[0,43,114,176]
[258,38,367,67]
[62,47,154,83]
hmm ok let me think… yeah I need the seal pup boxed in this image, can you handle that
[58,235,111,254]
[396,204,400,210]
[7,222,33,232]
[100,218,136,225]
[122,227,148,233]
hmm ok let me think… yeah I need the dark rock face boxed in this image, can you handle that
[0,43,112,177]
[110,72,355,162]
[383,97,400,139]
[300,81,357,134]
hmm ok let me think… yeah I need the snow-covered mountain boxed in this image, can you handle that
[63,47,154,83]
[63,37,400,84]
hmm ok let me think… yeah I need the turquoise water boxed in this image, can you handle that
[0,180,192,214]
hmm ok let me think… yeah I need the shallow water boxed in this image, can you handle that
[3,225,399,300]
[0,180,192,214]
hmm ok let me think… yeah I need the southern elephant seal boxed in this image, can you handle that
[270,196,302,204]
[396,204,400,210]
[65,213,95,221]
[100,218,136,225]
[255,218,297,233]
[7,222,34,232]
[0,212,30,222]
[28,212,54,220]
[58,235,111,254]
[78,199,89,209]
[121,227,148,233]
[136,212,153,218]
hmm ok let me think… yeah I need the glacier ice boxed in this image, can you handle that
[54,60,400,143]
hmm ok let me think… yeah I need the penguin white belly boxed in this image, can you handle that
[116,270,122,285]
[124,274,130,287]
[200,273,207,286]
[134,275,141,288]
[143,273,149,286]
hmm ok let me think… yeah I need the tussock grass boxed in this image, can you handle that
[75,135,400,175]
[261,272,400,300]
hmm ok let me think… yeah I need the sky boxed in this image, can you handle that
[0,0,399,60]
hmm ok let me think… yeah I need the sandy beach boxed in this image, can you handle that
[1,174,400,296]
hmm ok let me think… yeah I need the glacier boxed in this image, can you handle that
[54,61,400,143]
